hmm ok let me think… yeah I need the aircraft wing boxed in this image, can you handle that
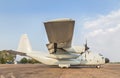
[44,18,75,53]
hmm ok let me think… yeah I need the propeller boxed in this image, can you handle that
[80,40,90,60]
[84,40,89,51]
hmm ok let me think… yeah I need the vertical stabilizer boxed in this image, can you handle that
[17,34,32,53]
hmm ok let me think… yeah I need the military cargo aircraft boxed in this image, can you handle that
[17,18,109,68]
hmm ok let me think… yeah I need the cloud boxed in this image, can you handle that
[84,9,120,29]
[83,9,120,62]
[88,24,120,37]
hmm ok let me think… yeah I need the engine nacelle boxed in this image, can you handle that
[63,46,85,54]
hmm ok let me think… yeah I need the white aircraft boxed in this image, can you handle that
[17,18,108,68]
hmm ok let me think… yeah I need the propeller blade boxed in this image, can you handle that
[85,40,89,51]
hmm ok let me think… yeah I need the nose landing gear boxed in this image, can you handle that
[96,65,101,69]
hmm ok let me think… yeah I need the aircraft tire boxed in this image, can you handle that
[96,65,100,69]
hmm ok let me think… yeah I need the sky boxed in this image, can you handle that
[0,0,120,62]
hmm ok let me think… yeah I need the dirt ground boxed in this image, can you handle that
[0,64,120,78]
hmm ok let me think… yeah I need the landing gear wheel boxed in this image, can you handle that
[59,64,70,68]
[96,65,100,69]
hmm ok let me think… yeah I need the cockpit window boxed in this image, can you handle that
[99,53,103,56]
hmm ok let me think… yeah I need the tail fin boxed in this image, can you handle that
[17,34,32,53]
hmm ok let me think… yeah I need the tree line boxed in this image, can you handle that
[0,50,41,64]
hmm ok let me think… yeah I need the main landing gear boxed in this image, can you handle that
[59,64,70,68]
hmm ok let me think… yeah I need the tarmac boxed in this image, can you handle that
[0,64,120,78]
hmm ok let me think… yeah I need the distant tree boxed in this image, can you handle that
[28,58,41,64]
[105,58,110,63]
[0,50,15,64]
[0,57,6,64]
[27,59,33,63]
[19,58,41,64]
[20,57,28,64]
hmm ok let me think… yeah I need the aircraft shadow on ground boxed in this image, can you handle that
[46,65,99,69]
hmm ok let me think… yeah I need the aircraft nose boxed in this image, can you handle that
[105,58,110,63]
